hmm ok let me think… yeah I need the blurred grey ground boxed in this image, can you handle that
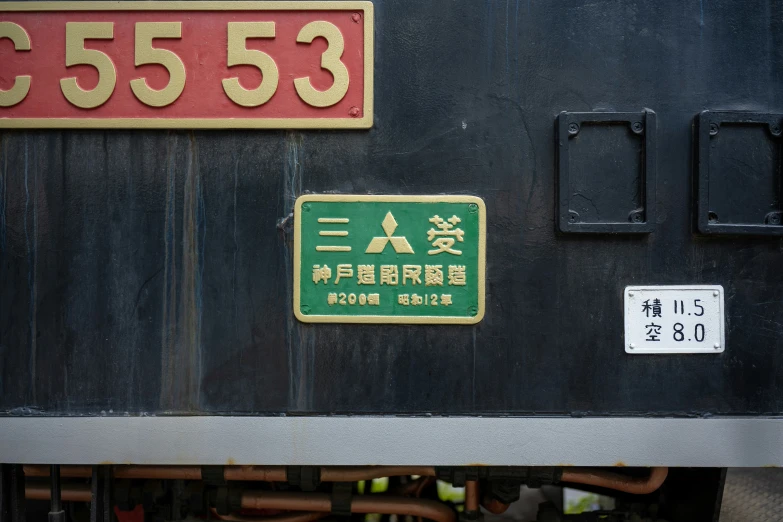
[720,468,783,521]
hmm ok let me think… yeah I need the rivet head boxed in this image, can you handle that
[714,343,720,349]
[713,291,719,297]
[628,291,634,297]
[629,343,635,349]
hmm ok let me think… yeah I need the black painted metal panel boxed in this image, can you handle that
[557,110,656,233]
[696,111,783,235]
[2,0,783,416]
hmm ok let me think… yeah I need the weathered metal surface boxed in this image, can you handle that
[1,0,782,418]
[2,417,783,466]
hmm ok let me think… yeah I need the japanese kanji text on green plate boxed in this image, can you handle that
[294,195,486,324]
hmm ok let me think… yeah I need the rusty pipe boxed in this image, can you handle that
[241,491,455,522]
[319,467,436,482]
[560,467,668,495]
[28,484,454,522]
[211,508,326,522]
[478,467,668,514]
[24,466,92,478]
[26,484,91,502]
[223,466,288,482]
[115,466,203,480]
[352,496,455,522]
[23,465,201,480]
[240,491,330,512]
[24,465,434,483]
[464,480,479,512]
[251,514,325,522]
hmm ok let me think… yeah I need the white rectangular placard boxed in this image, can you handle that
[624,285,725,354]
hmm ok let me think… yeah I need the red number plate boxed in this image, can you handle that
[0,2,373,128]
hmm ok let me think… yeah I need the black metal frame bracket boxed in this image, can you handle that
[330,483,353,517]
[695,110,783,236]
[556,110,657,234]
[0,465,25,522]
[91,466,114,522]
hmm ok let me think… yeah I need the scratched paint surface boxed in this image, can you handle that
[1,0,783,416]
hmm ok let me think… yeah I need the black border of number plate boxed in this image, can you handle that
[695,110,783,236]
[556,110,656,234]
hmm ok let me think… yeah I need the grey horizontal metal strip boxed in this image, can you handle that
[1,416,781,467]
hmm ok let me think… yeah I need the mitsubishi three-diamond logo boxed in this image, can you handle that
[365,211,415,254]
